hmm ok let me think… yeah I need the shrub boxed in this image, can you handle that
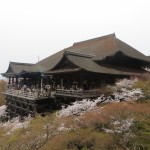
[77,102,150,150]
[0,80,6,106]
[135,75,150,100]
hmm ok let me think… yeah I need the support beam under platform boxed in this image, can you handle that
[4,94,55,117]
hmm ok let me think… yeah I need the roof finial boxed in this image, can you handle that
[113,32,116,37]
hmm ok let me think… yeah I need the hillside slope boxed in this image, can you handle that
[0,76,150,150]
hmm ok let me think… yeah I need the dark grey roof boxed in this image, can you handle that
[33,33,150,72]
[115,38,150,62]
[4,62,34,75]
[66,34,117,60]
[2,34,150,76]
[66,53,147,75]
[34,50,65,72]
[65,34,150,62]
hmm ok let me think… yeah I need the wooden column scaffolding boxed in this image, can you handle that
[5,94,38,117]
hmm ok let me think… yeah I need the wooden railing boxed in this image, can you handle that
[4,88,52,100]
[5,88,39,99]
[4,84,102,99]
[55,89,101,98]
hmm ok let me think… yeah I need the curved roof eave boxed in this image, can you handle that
[115,38,150,63]
[66,54,147,76]
[34,50,65,72]
[3,62,34,76]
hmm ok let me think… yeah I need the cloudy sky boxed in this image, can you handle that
[0,0,150,76]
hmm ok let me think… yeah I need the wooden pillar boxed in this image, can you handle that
[20,101,23,117]
[34,104,37,113]
[10,77,12,85]
[32,103,37,117]
[27,103,30,114]
[61,78,63,88]
[8,77,11,84]
[24,77,26,85]
[14,98,17,115]
[41,76,43,92]
[12,77,14,84]
[16,76,18,85]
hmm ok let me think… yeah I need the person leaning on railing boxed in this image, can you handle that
[45,85,51,97]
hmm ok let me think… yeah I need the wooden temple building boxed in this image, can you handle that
[2,33,150,117]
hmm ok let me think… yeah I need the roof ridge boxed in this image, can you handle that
[73,33,116,46]
[10,61,34,65]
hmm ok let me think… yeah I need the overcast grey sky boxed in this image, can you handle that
[0,0,150,75]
